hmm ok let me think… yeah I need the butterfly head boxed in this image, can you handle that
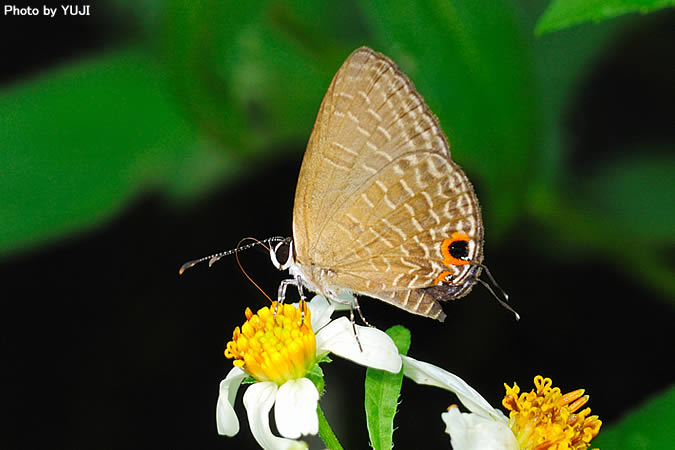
[270,238,294,271]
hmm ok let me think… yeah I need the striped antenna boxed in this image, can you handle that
[178,237,286,275]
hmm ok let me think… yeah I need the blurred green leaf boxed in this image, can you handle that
[160,1,252,152]
[361,0,538,236]
[0,48,228,256]
[577,155,675,300]
[106,0,163,38]
[580,155,675,243]
[4,1,477,256]
[229,0,367,140]
[536,0,675,35]
[529,153,675,300]
[364,326,410,450]
[526,3,624,184]
[520,3,675,297]
[594,384,675,449]
[161,0,364,154]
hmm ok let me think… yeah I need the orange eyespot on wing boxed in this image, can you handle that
[434,271,453,285]
[441,232,471,267]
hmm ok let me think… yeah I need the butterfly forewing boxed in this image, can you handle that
[294,49,447,255]
[292,47,483,319]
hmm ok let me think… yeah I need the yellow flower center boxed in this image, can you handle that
[224,302,316,385]
[502,375,602,450]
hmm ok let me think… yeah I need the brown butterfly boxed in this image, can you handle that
[182,47,514,322]
[269,47,501,322]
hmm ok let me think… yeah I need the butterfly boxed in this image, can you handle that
[181,47,514,322]
[269,47,490,322]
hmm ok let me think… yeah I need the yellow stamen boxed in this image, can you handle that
[502,375,602,449]
[224,302,316,384]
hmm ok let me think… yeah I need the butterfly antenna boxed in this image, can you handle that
[178,236,285,275]
[234,237,274,303]
[475,263,520,321]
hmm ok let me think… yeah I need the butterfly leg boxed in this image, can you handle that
[295,276,308,325]
[276,277,309,324]
[331,292,365,352]
[323,291,366,351]
[325,290,355,308]
[276,278,297,315]
[351,296,374,328]
[347,305,364,353]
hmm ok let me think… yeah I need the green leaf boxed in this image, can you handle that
[0,47,213,256]
[526,1,623,184]
[383,326,412,356]
[360,0,538,237]
[529,153,675,300]
[317,355,333,364]
[579,155,675,243]
[242,376,258,385]
[160,0,252,152]
[306,362,326,395]
[536,0,675,35]
[364,326,411,450]
[594,384,675,449]
[161,0,363,153]
[106,0,163,37]
[578,155,675,299]
[317,404,345,450]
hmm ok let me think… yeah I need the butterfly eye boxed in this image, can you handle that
[270,240,293,270]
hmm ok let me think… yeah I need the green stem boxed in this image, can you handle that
[317,403,344,450]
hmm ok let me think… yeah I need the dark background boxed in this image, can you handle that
[2,1,673,449]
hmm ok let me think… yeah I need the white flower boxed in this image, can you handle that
[216,295,402,449]
[401,357,602,449]
[441,406,519,450]
[401,355,519,450]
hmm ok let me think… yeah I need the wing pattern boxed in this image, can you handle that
[292,48,483,320]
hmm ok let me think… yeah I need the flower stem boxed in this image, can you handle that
[317,403,344,450]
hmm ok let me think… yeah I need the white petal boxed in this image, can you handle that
[291,295,335,331]
[307,295,335,331]
[216,367,247,436]
[441,406,519,450]
[316,317,402,373]
[243,382,308,450]
[274,378,319,438]
[401,355,506,422]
